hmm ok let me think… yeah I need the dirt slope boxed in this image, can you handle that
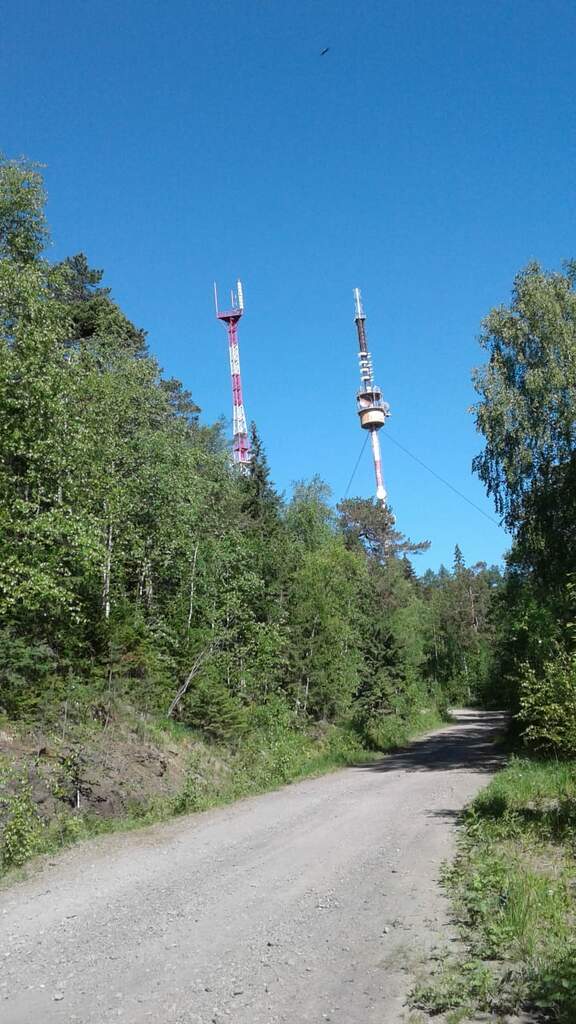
[0,710,506,1024]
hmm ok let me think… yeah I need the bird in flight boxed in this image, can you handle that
[320,47,330,56]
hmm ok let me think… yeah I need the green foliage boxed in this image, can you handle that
[0,154,467,818]
[0,629,59,718]
[450,845,570,961]
[172,695,412,819]
[472,260,576,534]
[470,755,576,838]
[518,646,576,756]
[356,704,443,751]
[411,959,496,1016]
[420,552,501,704]
[337,496,430,561]
[0,779,44,868]
[180,680,247,741]
[0,155,48,263]
[288,536,366,719]
[427,757,576,1023]
[472,260,576,750]
[527,948,576,1023]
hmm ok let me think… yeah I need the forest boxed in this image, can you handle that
[1,151,575,857]
[0,155,502,744]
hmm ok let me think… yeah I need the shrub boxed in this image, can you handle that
[0,781,44,870]
[518,647,576,756]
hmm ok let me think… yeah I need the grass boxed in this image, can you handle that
[0,703,446,882]
[411,755,576,1022]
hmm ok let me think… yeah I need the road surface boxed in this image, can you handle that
[0,709,505,1023]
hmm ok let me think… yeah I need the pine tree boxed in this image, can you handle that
[242,422,281,528]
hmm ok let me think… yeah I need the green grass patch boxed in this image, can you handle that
[412,958,497,1018]
[412,756,576,1022]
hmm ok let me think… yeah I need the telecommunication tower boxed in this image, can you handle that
[353,287,390,504]
[214,279,251,469]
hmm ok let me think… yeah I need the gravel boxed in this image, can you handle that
[0,709,506,1023]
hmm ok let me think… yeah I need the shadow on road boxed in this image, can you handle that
[354,710,508,775]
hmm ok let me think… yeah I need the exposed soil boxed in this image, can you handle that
[0,715,199,822]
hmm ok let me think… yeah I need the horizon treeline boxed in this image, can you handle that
[0,155,501,738]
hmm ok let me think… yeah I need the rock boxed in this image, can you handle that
[53,992,64,1001]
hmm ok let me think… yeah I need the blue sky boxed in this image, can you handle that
[3,0,575,571]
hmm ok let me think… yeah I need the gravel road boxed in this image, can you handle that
[0,709,505,1024]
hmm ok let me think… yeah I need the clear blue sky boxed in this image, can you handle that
[3,0,575,572]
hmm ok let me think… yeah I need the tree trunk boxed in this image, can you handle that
[167,647,213,718]
[186,543,199,636]
[302,675,310,715]
[102,521,113,620]
[468,585,479,634]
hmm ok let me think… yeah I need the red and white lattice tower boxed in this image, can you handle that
[353,287,390,504]
[214,279,251,469]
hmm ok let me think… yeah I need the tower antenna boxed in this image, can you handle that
[214,279,251,469]
[352,287,390,504]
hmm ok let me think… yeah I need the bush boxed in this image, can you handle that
[0,781,44,869]
[518,647,576,756]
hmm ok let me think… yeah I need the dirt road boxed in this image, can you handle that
[0,710,505,1024]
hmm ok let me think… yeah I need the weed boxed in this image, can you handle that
[411,958,496,1014]
[527,946,576,1023]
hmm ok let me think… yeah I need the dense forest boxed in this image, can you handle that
[0,155,501,746]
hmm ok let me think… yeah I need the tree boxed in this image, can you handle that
[285,476,334,552]
[288,539,365,719]
[0,155,48,263]
[337,497,430,563]
[472,260,576,745]
[472,261,576,535]
[242,423,281,522]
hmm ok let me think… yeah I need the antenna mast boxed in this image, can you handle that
[214,279,251,469]
[353,287,390,504]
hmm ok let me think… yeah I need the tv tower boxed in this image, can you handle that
[214,279,251,469]
[353,287,390,504]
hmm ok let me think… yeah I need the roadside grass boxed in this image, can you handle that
[411,755,576,1022]
[0,704,445,882]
